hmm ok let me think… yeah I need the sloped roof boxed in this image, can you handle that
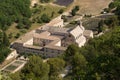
[15,30,35,43]
[70,25,84,38]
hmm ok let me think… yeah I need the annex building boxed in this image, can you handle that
[12,21,93,58]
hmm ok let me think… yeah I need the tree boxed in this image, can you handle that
[0,31,3,46]
[21,55,50,80]
[3,32,10,46]
[47,58,65,76]
[74,6,79,11]
[15,33,20,38]
[41,14,51,23]
[0,31,10,63]
[10,72,21,80]
[104,16,119,28]
[85,54,120,80]
[71,9,76,16]
[71,5,80,16]
[98,20,104,33]
[115,5,120,19]
[64,44,79,63]
[16,22,24,29]
[61,15,67,22]
[0,0,31,30]
[72,53,88,80]
[109,2,115,9]
[22,17,31,29]
[37,18,42,23]
[58,9,64,14]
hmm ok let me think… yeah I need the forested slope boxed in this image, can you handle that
[0,0,31,63]
[0,0,31,30]
[0,31,10,63]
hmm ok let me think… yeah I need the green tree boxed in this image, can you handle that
[105,16,119,28]
[72,53,88,80]
[71,9,76,16]
[48,58,65,76]
[58,9,64,14]
[0,0,31,30]
[74,6,79,11]
[61,15,67,22]
[98,20,104,33]
[0,31,10,63]
[0,31,3,45]
[10,72,21,80]
[15,33,20,38]
[16,22,24,29]
[71,5,80,16]
[85,54,120,80]
[21,55,50,80]
[3,32,10,46]
[109,2,116,9]
[41,14,51,23]
[64,44,79,63]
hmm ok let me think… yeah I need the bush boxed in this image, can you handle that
[109,2,115,9]
[74,5,79,11]
[71,9,76,16]
[61,15,68,22]
[41,14,51,23]
[58,9,64,14]
[16,23,24,29]
[20,29,27,33]
[15,33,20,38]
[8,33,13,39]
[71,5,80,16]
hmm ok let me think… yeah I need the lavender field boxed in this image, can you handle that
[55,0,74,6]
